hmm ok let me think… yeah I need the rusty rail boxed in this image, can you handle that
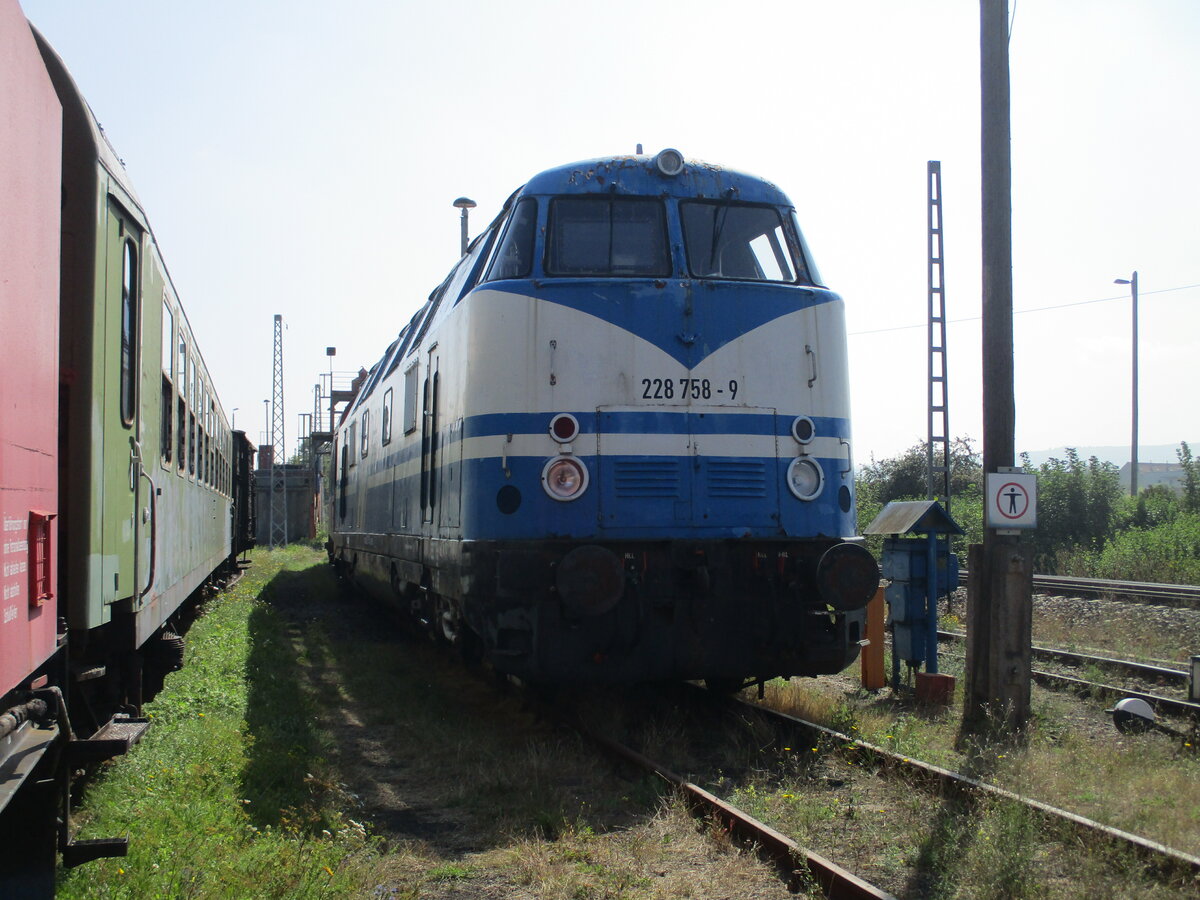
[574,723,895,899]
[728,690,1200,882]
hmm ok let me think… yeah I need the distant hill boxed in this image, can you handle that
[1018,443,1193,468]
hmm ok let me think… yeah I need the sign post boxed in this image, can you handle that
[985,471,1037,532]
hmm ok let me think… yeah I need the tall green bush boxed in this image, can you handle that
[1020,449,1121,571]
[1087,512,1200,584]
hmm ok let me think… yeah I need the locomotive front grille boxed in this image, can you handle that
[704,460,767,498]
[613,460,682,498]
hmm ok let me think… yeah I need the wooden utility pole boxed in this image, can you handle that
[963,0,1033,736]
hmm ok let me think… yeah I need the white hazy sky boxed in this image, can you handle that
[21,0,1200,465]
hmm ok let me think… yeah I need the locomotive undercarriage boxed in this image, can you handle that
[337,537,870,685]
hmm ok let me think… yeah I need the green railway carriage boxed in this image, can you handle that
[35,32,235,709]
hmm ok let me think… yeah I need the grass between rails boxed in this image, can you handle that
[754,668,1200,898]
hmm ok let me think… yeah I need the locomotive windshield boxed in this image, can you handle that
[545,197,670,277]
[681,201,805,283]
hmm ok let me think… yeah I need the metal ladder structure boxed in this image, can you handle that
[269,313,289,547]
[926,161,951,512]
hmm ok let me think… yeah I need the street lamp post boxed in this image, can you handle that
[1114,271,1139,496]
[326,347,336,433]
[453,197,476,256]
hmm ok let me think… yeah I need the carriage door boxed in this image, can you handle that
[101,200,142,605]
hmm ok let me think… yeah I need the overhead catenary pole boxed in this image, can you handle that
[269,314,288,547]
[963,0,1033,736]
[1114,272,1139,496]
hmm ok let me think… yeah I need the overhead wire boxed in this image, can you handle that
[848,281,1200,337]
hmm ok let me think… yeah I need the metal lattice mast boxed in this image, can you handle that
[269,314,288,547]
[926,161,951,515]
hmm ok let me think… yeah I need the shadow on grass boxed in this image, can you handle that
[240,560,660,854]
[240,562,347,832]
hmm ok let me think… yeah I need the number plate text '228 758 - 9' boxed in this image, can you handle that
[640,378,739,401]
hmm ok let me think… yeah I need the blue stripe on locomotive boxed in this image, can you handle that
[356,452,851,542]
[457,453,851,540]
[463,410,847,440]
[478,280,840,369]
[353,406,855,542]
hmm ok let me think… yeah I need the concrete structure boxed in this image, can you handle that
[253,465,314,545]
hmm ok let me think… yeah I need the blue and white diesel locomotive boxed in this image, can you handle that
[328,149,877,686]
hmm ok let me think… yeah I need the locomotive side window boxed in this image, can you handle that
[403,363,419,434]
[442,224,499,305]
[545,197,669,277]
[790,210,824,286]
[486,198,536,281]
[680,202,804,283]
[382,388,393,446]
[361,410,370,458]
[347,422,357,468]
[161,301,174,464]
[120,239,139,425]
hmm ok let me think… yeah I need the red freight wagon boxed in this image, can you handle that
[0,0,61,711]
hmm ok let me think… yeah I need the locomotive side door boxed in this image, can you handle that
[420,350,439,526]
[99,199,142,606]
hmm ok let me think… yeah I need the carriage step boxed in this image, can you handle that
[66,714,151,764]
[62,836,128,867]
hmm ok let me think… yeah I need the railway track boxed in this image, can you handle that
[726,687,1200,885]
[575,721,896,899]
[937,630,1200,720]
[558,681,1200,897]
[1032,574,1200,607]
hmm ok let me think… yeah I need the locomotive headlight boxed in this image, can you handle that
[786,457,823,501]
[542,457,589,501]
[654,148,685,177]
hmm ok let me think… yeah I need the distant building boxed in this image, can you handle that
[1119,462,1186,494]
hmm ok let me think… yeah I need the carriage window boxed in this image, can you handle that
[161,302,174,463]
[120,240,138,425]
[382,388,393,445]
[486,198,537,281]
[680,202,802,282]
[403,363,419,434]
[546,197,669,277]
